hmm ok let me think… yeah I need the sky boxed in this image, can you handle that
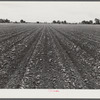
[0,2,100,23]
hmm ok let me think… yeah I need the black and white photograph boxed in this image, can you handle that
[0,1,100,89]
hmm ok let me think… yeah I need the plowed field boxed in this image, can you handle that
[0,23,100,89]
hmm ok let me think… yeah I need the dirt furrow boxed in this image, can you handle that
[5,26,45,88]
[0,24,38,39]
[19,25,67,88]
[48,26,87,89]
[0,25,25,37]
[51,26,100,60]
[0,26,29,39]
[0,27,38,53]
[0,24,100,89]
[0,27,40,54]
[0,27,33,42]
[50,26,100,89]
[19,26,47,88]
[19,25,87,89]
[0,26,44,88]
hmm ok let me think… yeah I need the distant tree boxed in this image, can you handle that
[63,20,67,24]
[95,18,100,24]
[36,21,39,24]
[14,21,18,23]
[52,20,56,24]
[89,20,93,24]
[81,20,93,24]
[20,19,26,23]
[57,20,61,24]
[5,19,10,23]
[61,21,64,24]
[81,20,86,24]
[0,19,4,23]
[60,20,67,24]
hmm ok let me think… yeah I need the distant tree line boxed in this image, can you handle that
[14,19,26,23]
[0,18,100,24]
[81,20,93,24]
[52,20,67,24]
[0,18,26,23]
[52,18,100,25]
[81,18,100,24]
[0,19,10,23]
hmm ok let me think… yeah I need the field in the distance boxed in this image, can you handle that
[0,23,100,89]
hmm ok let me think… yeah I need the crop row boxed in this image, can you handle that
[0,24,100,89]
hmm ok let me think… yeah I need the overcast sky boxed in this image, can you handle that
[0,2,100,23]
